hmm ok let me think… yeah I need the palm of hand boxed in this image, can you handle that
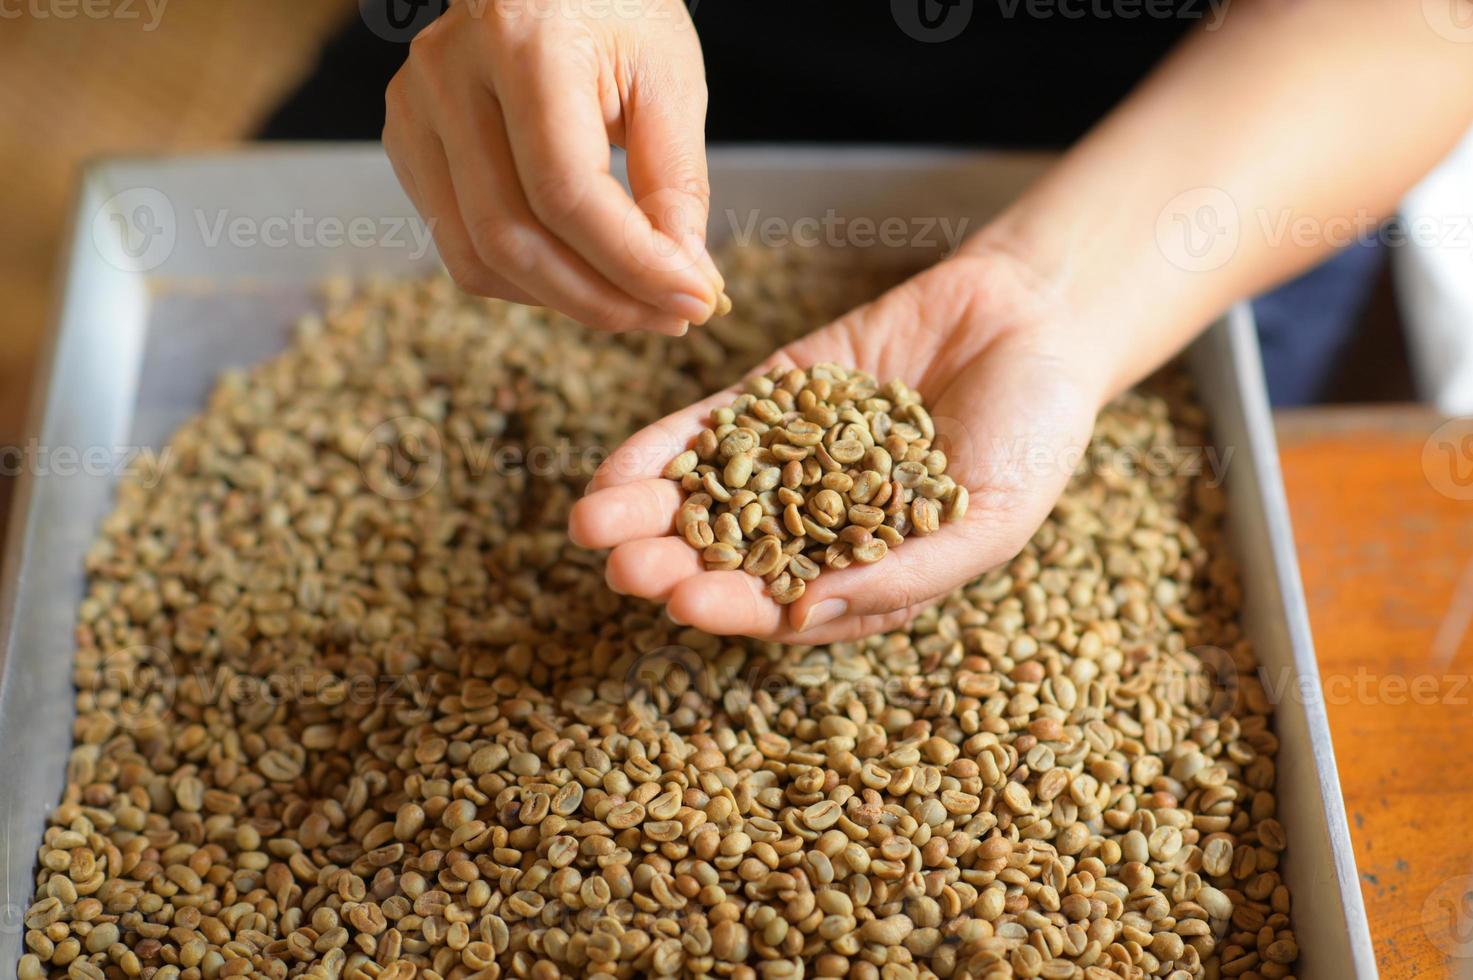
[570,251,1102,642]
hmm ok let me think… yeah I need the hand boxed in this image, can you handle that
[569,245,1107,643]
[382,0,723,334]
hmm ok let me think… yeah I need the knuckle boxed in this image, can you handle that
[524,171,590,228]
[407,17,449,58]
[881,556,933,615]
[884,581,925,618]
[383,71,410,116]
[558,28,603,76]
[482,1,537,46]
[405,38,453,101]
[667,170,711,208]
[466,218,538,277]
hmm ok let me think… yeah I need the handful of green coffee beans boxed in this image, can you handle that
[663,364,967,603]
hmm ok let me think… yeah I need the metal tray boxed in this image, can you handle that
[0,146,1375,976]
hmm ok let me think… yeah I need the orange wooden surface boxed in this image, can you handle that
[1277,406,1473,979]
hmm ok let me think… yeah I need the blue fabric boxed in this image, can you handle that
[1252,239,1384,406]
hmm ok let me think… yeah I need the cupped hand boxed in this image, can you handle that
[382,0,722,334]
[569,246,1108,643]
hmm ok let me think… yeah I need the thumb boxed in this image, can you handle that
[784,506,1029,634]
[781,338,1098,635]
[623,71,718,286]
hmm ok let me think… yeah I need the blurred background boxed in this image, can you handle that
[0,1,353,449]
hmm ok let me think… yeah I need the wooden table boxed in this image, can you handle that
[1277,406,1473,979]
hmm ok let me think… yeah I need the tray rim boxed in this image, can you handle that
[1217,302,1376,972]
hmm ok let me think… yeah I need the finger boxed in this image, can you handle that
[783,600,937,646]
[568,479,683,549]
[431,87,689,335]
[605,537,702,601]
[623,71,722,291]
[667,570,785,637]
[382,104,543,306]
[492,43,719,323]
[785,521,1015,634]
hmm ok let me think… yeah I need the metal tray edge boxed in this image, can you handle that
[1224,305,1376,974]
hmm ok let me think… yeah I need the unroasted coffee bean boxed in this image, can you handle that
[26,247,1292,980]
[703,542,743,570]
[852,538,888,564]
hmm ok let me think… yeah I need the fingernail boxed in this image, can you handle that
[800,598,847,632]
[662,292,714,325]
[649,315,689,336]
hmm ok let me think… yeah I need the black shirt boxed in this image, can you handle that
[262,0,1202,146]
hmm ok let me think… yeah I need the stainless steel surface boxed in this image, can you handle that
[0,146,1375,975]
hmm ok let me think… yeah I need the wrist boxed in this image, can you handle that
[952,220,1124,413]
[963,190,1218,403]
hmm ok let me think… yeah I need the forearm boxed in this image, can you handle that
[978,0,1473,401]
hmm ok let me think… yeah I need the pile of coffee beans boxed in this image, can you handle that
[666,365,966,603]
